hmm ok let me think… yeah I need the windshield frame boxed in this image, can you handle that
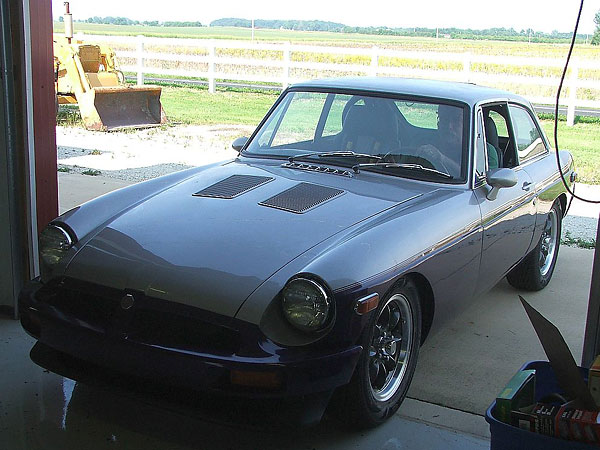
[240,86,472,185]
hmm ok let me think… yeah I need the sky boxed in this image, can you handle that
[52,0,600,35]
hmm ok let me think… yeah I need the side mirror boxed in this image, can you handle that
[486,168,518,201]
[232,136,249,152]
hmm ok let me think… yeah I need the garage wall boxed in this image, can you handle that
[0,40,17,314]
[0,0,30,315]
[0,0,56,316]
[28,0,57,231]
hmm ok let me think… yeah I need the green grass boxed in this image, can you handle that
[540,120,600,184]
[82,169,102,176]
[160,86,277,125]
[562,231,596,249]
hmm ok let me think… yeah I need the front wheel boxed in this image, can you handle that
[507,201,562,291]
[331,279,422,428]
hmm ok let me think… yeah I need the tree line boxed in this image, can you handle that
[70,14,600,45]
[82,16,202,27]
[210,18,345,32]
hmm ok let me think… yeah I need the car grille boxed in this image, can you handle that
[36,278,240,356]
[193,174,273,199]
[37,278,120,331]
[259,182,344,213]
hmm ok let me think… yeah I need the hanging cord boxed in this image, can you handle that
[554,0,600,204]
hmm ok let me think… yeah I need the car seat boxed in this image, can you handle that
[484,116,503,169]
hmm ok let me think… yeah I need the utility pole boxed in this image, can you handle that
[251,18,254,41]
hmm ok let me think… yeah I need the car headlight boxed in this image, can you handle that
[281,277,331,332]
[39,224,74,266]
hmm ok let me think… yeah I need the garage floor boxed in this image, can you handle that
[0,316,488,449]
[1,173,597,449]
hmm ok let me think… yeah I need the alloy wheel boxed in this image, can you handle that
[539,208,558,277]
[368,293,413,402]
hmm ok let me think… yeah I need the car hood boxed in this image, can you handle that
[65,159,425,317]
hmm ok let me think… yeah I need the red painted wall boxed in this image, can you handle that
[28,0,57,232]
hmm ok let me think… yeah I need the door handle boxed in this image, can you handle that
[522,181,532,191]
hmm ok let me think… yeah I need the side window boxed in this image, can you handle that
[475,110,487,179]
[482,104,517,168]
[508,105,546,163]
[488,111,508,138]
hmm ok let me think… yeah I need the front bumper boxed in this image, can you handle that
[19,278,361,399]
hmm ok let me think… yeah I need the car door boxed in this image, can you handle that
[508,103,558,246]
[473,103,537,295]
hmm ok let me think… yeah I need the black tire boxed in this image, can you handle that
[507,201,562,291]
[331,278,422,428]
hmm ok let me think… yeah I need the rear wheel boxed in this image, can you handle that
[507,201,562,291]
[331,279,421,428]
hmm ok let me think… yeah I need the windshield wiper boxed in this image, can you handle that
[351,162,453,179]
[288,151,383,163]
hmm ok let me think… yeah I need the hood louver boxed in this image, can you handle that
[259,182,344,214]
[193,175,273,199]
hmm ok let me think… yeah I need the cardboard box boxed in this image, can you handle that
[495,369,536,424]
[512,405,536,432]
[557,405,600,444]
[589,355,600,407]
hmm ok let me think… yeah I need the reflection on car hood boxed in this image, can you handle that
[65,159,425,317]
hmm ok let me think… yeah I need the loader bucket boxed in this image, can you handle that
[78,85,167,131]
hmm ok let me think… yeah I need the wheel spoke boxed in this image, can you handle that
[378,306,390,331]
[369,358,380,384]
[383,354,396,372]
[388,307,401,331]
[374,360,389,388]
[373,324,383,341]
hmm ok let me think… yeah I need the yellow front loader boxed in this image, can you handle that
[54,4,166,131]
[54,38,167,131]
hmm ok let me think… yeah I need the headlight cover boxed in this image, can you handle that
[39,224,74,266]
[281,277,331,332]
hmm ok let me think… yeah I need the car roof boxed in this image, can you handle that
[290,77,531,107]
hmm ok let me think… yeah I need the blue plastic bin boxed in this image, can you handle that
[485,361,593,450]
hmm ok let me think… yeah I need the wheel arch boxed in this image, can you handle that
[557,192,568,217]
[393,272,435,345]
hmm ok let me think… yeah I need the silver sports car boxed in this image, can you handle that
[20,77,575,427]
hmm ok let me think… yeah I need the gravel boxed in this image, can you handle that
[56,125,598,248]
[56,124,253,182]
[563,215,598,246]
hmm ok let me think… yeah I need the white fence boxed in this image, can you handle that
[79,33,600,126]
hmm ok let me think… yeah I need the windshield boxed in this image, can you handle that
[244,91,468,182]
